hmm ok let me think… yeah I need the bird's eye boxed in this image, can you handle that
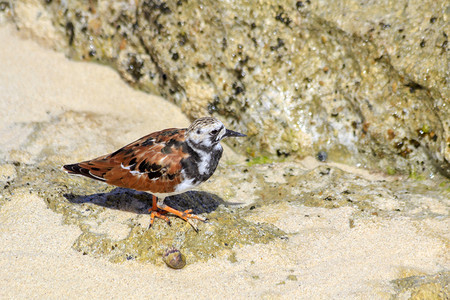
[210,129,218,135]
[196,129,201,134]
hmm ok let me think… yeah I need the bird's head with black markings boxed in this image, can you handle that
[186,117,246,151]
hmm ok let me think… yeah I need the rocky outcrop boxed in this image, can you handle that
[5,0,448,177]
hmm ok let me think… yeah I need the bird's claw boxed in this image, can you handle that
[148,196,206,231]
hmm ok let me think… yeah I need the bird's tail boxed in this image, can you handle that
[62,163,106,182]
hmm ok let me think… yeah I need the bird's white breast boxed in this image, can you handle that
[174,177,198,192]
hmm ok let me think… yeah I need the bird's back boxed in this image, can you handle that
[63,128,190,193]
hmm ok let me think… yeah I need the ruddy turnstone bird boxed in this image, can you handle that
[63,117,246,230]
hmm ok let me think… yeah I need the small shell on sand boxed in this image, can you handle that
[163,247,186,269]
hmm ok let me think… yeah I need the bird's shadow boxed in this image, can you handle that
[63,187,234,215]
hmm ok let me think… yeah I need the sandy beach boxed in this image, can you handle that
[0,24,448,299]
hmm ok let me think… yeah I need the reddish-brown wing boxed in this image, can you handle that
[64,128,189,193]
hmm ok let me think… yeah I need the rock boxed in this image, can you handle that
[392,272,450,299]
[5,163,285,264]
[4,0,448,177]
[3,157,448,265]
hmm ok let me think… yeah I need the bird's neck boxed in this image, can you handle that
[182,141,223,182]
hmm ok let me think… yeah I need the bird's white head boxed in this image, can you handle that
[186,117,246,150]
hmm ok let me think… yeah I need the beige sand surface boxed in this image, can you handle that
[0,24,448,299]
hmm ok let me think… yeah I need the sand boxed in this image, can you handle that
[0,24,448,299]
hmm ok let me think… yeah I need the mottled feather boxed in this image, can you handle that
[64,128,189,193]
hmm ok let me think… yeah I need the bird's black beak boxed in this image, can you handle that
[224,129,246,138]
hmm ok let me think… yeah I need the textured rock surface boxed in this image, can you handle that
[3,158,450,264]
[5,0,449,177]
[392,272,449,299]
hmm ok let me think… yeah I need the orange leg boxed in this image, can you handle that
[148,195,206,231]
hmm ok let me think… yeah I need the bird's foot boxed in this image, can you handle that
[148,195,206,231]
[158,206,206,232]
[148,209,171,229]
